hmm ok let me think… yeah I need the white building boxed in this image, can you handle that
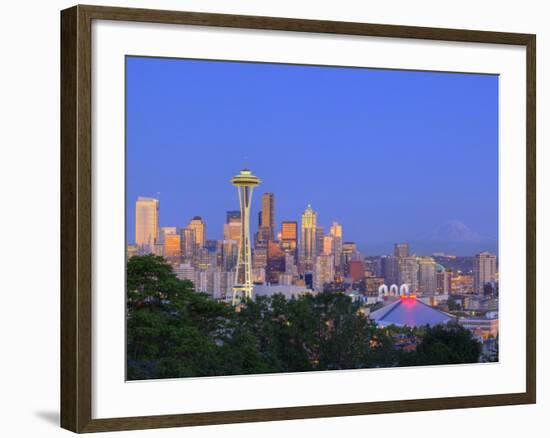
[253,284,315,300]
[474,252,497,294]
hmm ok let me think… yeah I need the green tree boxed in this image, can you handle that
[399,322,481,366]
[127,255,240,379]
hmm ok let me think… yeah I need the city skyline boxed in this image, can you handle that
[126,56,499,256]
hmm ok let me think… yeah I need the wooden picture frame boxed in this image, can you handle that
[61,4,536,433]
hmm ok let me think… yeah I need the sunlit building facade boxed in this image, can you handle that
[260,192,275,241]
[300,204,317,272]
[164,234,181,260]
[329,221,343,268]
[281,221,298,256]
[323,234,334,255]
[135,197,159,254]
[188,216,206,247]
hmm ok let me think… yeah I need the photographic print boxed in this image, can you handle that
[125,56,499,381]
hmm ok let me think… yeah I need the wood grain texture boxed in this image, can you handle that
[60,4,537,433]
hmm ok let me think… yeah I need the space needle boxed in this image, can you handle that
[231,168,261,305]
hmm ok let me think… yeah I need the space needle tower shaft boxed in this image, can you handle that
[230,168,260,305]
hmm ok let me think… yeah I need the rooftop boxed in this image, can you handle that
[370,296,454,328]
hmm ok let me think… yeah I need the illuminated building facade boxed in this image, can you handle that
[260,192,275,241]
[281,221,298,257]
[300,204,317,272]
[188,216,206,247]
[164,234,181,260]
[329,221,343,268]
[135,197,159,253]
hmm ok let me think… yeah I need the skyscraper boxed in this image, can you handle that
[180,227,196,262]
[329,221,343,268]
[266,240,285,284]
[313,253,334,292]
[281,221,298,257]
[323,234,334,255]
[398,256,419,292]
[473,252,497,294]
[394,243,409,258]
[159,226,177,244]
[188,216,206,247]
[342,241,357,274]
[231,168,261,304]
[221,240,238,271]
[436,265,452,294]
[418,256,437,294]
[315,226,325,256]
[300,204,317,272]
[223,213,241,245]
[349,260,365,283]
[226,210,241,223]
[380,255,399,286]
[135,197,159,253]
[164,234,181,261]
[260,193,275,241]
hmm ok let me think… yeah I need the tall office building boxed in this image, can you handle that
[349,260,365,282]
[231,168,261,304]
[188,216,206,247]
[398,256,419,292]
[164,234,181,261]
[315,226,325,256]
[313,253,334,292]
[323,234,334,255]
[281,221,298,256]
[300,204,317,272]
[135,197,159,253]
[180,227,196,262]
[342,241,357,274]
[394,243,409,258]
[226,210,241,223]
[380,255,400,286]
[418,256,437,294]
[252,246,268,270]
[436,265,452,294]
[329,221,343,268]
[159,226,177,244]
[266,240,285,284]
[473,252,497,294]
[223,213,241,245]
[260,193,275,241]
[221,240,238,271]
[255,227,271,247]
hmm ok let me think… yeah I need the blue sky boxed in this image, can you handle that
[126,56,498,255]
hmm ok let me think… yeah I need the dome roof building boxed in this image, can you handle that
[370,296,454,328]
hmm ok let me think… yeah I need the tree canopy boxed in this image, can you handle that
[126,255,481,380]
